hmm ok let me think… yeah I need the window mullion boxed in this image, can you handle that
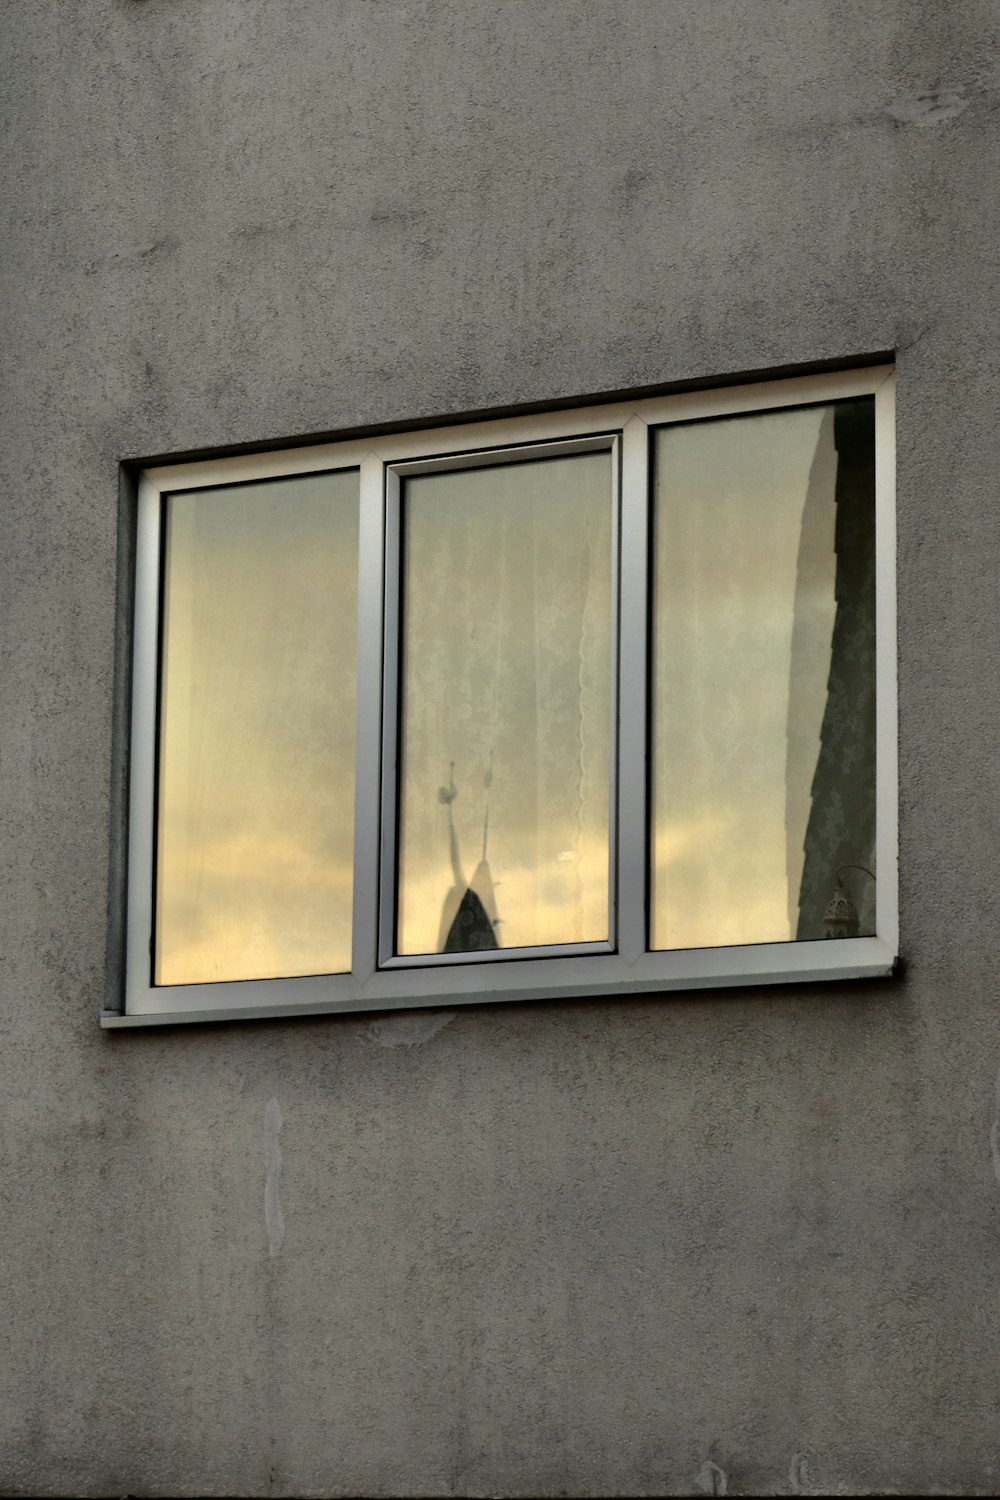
[873,372,898,954]
[617,415,651,965]
[351,451,387,985]
[124,476,163,1012]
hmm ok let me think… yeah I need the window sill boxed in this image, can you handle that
[102,937,898,1028]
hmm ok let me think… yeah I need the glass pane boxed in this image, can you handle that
[397,451,613,955]
[155,470,359,984]
[651,399,876,950]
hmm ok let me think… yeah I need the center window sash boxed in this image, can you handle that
[378,435,621,969]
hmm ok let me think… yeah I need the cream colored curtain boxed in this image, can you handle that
[397,452,613,954]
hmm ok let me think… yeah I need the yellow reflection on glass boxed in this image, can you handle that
[397,452,613,955]
[155,471,359,984]
[651,400,876,950]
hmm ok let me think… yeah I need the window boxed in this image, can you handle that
[110,366,897,1026]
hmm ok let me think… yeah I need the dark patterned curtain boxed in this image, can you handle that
[795,398,877,938]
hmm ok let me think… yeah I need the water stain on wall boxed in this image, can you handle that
[263,1097,285,1258]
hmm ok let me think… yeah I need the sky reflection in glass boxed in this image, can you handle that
[155,471,359,984]
[652,401,876,950]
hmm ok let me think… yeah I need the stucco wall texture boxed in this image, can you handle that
[3,1,1000,1495]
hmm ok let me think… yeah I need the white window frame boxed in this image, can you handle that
[107,365,897,1027]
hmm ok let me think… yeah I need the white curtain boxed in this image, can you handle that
[397,452,612,954]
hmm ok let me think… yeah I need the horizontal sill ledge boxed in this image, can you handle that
[103,950,899,1028]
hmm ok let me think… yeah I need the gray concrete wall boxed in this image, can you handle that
[3,1,1000,1494]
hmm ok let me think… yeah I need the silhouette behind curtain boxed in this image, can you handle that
[436,765,500,953]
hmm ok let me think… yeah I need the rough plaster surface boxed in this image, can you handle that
[3,1,1000,1494]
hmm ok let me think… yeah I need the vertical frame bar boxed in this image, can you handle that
[617,415,651,965]
[606,434,622,950]
[874,371,899,954]
[124,476,162,1010]
[377,467,403,968]
[352,452,387,985]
